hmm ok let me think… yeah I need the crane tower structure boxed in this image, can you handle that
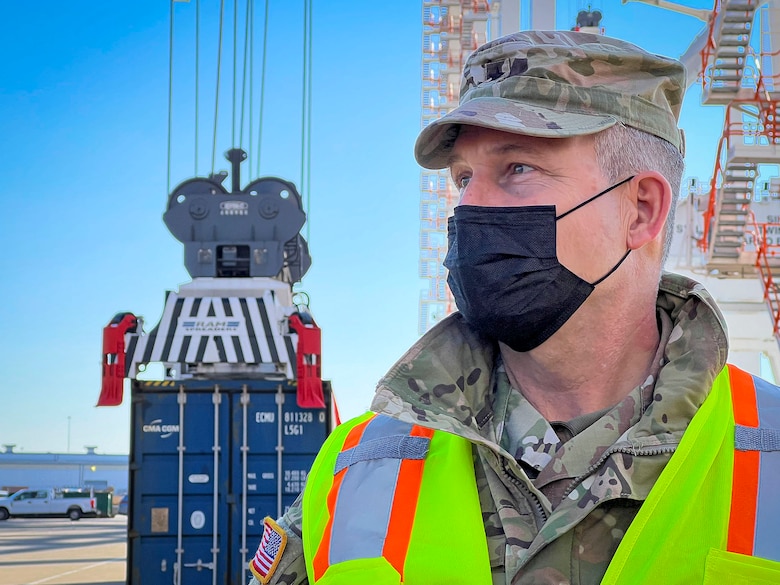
[419,0,497,334]
[419,0,543,334]
[627,0,780,366]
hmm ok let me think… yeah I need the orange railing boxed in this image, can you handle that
[696,0,780,253]
[698,101,779,252]
[749,212,780,336]
[699,107,735,251]
[700,0,720,97]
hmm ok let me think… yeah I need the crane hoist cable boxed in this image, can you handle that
[239,0,252,149]
[299,0,313,242]
[211,0,226,175]
[195,0,200,174]
[300,0,308,197]
[308,0,313,240]
[167,0,175,194]
[256,0,270,177]
[167,0,313,228]
[232,0,238,147]
[248,0,254,160]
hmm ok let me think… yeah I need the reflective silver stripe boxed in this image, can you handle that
[334,435,430,475]
[328,416,417,566]
[734,425,780,451]
[753,375,780,562]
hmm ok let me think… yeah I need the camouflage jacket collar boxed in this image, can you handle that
[371,271,729,461]
[372,309,502,451]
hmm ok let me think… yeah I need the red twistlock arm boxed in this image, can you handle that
[288,313,325,408]
[97,313,138,407]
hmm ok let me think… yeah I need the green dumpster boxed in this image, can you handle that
[93,491,113,517]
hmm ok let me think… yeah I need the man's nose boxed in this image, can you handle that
[458,176,502,207]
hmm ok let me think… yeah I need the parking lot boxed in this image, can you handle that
[0,516,126,585]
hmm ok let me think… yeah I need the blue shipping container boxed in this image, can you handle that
[128,379,331,585]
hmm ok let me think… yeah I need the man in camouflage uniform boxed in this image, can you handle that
[250,31,736,584]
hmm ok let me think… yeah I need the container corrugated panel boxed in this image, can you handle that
[128,379,331,585]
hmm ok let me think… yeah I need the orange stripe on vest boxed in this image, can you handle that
[381,425,435,577]
[313,415,375,580]
[726,364,760,556]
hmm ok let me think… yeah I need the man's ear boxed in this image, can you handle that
[627,171,672,250]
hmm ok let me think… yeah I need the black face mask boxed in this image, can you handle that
[443,177,633,352]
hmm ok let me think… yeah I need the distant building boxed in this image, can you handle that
[0,445,128,494]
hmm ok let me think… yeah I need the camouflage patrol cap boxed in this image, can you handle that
[414,30,686,169]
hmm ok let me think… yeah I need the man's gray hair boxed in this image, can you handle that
[594,124,684,264]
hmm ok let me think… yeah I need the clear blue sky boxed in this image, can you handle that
[0,0,722,454]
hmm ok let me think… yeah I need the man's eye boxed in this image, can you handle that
[456,176,471,189]
[512,164,530,175]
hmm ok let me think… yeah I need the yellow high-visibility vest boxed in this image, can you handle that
[302,365,780,583]
[603,365,780,583]
[302,411,492,584]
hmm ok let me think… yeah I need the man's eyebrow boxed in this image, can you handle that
[446,141,546,166]
[488,142,545,157]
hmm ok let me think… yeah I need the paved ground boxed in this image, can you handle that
[0,516,126,585]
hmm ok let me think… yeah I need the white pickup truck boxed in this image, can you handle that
[0,488,96,521]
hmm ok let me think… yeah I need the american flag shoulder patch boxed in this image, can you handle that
[250,517,288,584]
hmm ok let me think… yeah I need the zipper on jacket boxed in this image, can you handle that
[501,459,548,530]
[563,444,677,499]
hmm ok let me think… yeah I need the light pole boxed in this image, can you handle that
[67,416,71,453]
[687,179,696,269]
